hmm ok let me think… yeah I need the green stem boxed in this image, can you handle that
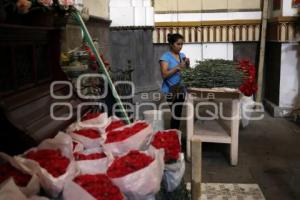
[72,10,131,124]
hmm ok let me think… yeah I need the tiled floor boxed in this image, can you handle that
[200,183,265,200]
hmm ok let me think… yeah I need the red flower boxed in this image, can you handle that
[238,59,258,96]
[0,163,31,187]
[26,149,70,178]
[151,130,181,163]
[105,122,148,144]
[73,129,101,139]
[105,120,126,132]
[74,152,106,161]
[107,150,153,178]
[74,174,123,200]
[81,112,101,121]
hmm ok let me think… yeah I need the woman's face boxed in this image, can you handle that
[170,38,183,53]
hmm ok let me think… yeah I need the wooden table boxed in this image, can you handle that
[186,87,242,166]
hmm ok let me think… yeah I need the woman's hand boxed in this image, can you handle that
[185,58,190,67]
[177,58,189,71]
[182,57,190,68]
[177,62,186,70]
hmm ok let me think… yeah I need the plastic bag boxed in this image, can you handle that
[70,129,102,149]
[66,112,109,134]
[14,132,79,198]
[72,140,84,153]
[63,176,126,200]
[63,180,96,200]
[109,147,165,200]
[0,179,48,200]
[101,116,126,133]
[0,152,40,197]
[240,95,255,128]
[101,121,154,156]
[75,148,108,174]
[163,153,185,192]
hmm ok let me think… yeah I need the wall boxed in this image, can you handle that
[154,0,202,12]
[154,0,261,12]
[265,42,281,106]
[62,17,112,61]
[83,0,109,19]
[280,44,300,108]
[233,43,259,64]
[264,0,300,116]
[155,11,262,22]
[109,0,154,26]
[109,28,159,93]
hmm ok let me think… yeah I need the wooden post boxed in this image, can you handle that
[186,93,194,160]
[230,99,240,166]
[191,136,202,200]
[256,0,269,103]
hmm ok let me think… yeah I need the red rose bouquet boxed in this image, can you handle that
[151,130,181,163]
[74,148,108,174]
[63,174,124,200]
[107,148,164,200]
[105,122,148,144]
[74,152,106,161]
[150,130,185,192]
[66,112,109,135]
[13,133,77,197]
[73,174,124,200]
[70,129,101,149]
[0,178,43,200]
[105,119,126,133]
[107,150,153,178]
[102,121,153,156]
[73,129,101,139]
[79,111,108,127]
[0,163,31,187]
[0,152,40,197]
[81,112,102,122]
[26,149,70,178]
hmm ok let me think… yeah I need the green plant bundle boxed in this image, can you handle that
[181,59,245,89]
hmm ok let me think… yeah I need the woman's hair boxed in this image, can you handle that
[167,33,184,45]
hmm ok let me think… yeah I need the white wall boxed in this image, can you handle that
[155,11,262,22]
[279,44,300,108]
[181,43,234,67]
[110,0,154,26]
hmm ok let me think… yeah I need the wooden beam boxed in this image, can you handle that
[256,0,269,103]
[191,136,202,200]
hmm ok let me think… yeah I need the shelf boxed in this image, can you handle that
[194,120,231,144]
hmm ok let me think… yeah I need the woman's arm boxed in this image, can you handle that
[160,61,185,79]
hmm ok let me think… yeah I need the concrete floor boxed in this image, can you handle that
[184,113,300,200]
